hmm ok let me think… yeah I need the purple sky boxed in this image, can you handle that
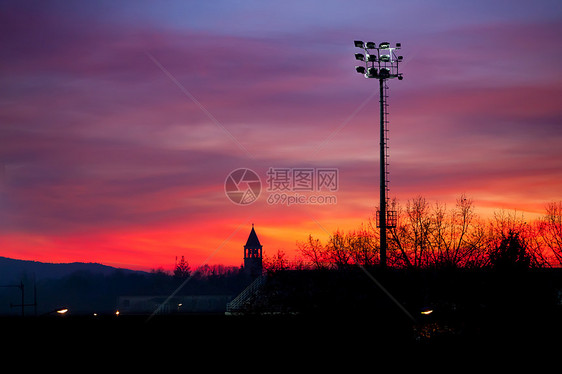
[1,0,561,269]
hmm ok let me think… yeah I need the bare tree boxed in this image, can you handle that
[194,264,241,278]
[428,194,479,268]
[487,209,548,268]
[299,228,378,269]
[525,221,552,267]
[385,195,490,269]
[347,224,378,267]
[325,230,353,269]
[298,196,559,270]
[376,198,419,268]
[462,216,489,268]
[263,249,290,273]
[403,196,433,267]
[378,199,410,268]
[488,210,527,244]
[538,201,562,265]
[297,234,328,269]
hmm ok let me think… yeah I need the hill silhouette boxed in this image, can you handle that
[0,257,151,315]
[0,257,251,316]
[0,256,146,284]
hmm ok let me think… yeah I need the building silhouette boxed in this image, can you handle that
[244,224,263,277]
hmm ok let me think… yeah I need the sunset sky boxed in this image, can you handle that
[1,0,561,271]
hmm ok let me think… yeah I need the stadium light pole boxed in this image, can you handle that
[353,40,403,269]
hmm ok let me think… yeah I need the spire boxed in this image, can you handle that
[243,224,263,277]
[244,224,262,249]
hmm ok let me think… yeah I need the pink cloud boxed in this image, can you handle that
[2,4,561,269]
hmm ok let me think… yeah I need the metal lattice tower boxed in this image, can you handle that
[353,40,403,268]
[383,80,390,205]
[382,81,398,232]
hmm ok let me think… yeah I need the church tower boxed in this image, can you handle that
[244,224,263,277]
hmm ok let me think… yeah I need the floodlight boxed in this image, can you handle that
[396,43,401,48]
[367,67,377,77]
[398,75,403,80]
[354,40,364,48]
[355,66,366,74]
[379,54,391,62]
[366,54,377,62]
[366,42,376,49]
[379,67,390,78]
[379,42,390,49]
[354,53,365,61]
[397,55,403,61]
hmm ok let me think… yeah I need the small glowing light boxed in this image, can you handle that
[57,308,69,314]
[93,313,98,317]
[115,310,120,316]
[421,309,433,315]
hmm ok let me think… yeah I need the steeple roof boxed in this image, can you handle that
[244,224,262,249]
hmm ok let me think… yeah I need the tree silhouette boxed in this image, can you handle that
[347,226,378,267]
[297,235,328,269]
[488,230,530,270]
[539,201,562,265]
[295,195,556,270]
[173,256,191,279]
[325,230,353,269]
[263,249,290,273]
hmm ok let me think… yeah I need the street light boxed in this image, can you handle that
[421,308,434,315]
[353,40,404,269]
[40,307,70,316]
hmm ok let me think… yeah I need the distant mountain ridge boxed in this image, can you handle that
[0,256,146,284]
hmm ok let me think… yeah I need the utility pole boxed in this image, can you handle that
[353,40,403,268]
[3,279,37,316]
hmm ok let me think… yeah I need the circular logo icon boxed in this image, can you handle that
[225,168,261,205]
